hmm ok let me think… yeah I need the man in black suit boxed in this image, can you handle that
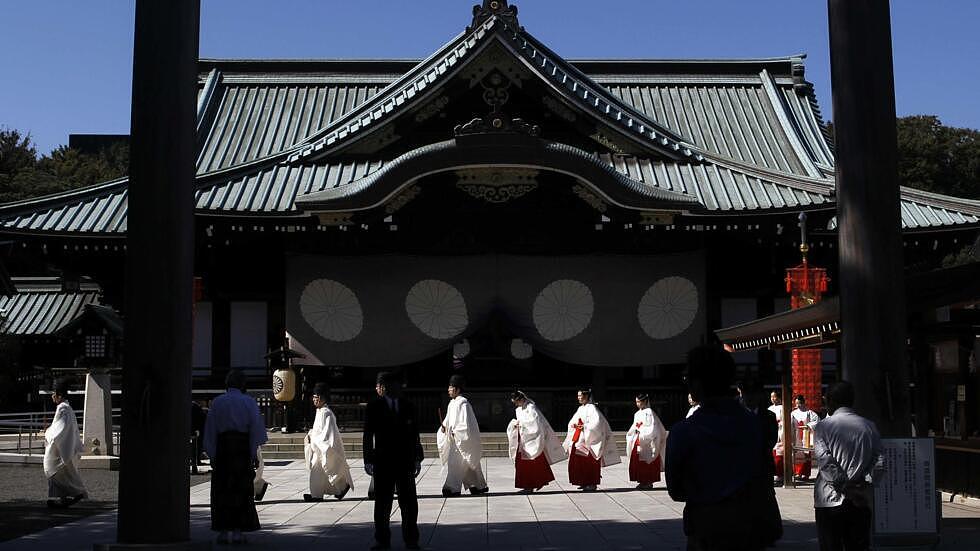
[738,379,784,547]
[364,372,424,550]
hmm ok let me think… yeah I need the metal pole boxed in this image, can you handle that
[828,0,910,436]
[112,0,200,547]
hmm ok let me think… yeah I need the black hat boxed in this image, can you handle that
[449,374,466,389]
[53,378,71,397]
[312,382,328,397]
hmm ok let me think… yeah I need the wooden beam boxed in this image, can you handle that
[828,0,910,436]
[116,0,200,545]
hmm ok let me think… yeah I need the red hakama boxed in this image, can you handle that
[568,449,601,487]
[628,442,661,484]
[793,420,812,478]
[773,451,784,477]
[794,457,812,478]
[515,452,555,490]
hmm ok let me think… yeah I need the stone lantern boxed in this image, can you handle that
[55,304,123,465]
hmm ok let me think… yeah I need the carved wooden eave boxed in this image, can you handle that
[293,135,701,216]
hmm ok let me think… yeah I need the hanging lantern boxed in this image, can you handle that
[272,367,296,402]
[785,213,831,412]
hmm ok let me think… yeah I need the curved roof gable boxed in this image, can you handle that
[286,12,699,164]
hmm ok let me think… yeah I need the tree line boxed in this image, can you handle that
[0,128,128,204]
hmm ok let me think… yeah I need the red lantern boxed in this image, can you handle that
[786,252,830,412]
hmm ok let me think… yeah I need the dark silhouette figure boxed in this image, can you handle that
[738,379,784,546]
[363,372,424,550]
[666,345,774,551]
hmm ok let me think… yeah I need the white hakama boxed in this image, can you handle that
[437,396,487,494]
[304,405,353,499]
[44,401,87,500]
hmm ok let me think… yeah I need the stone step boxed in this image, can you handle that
[261,431,631,460]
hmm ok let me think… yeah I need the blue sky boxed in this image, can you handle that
[2,0,979,154]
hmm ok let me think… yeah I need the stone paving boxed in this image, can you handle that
[2,457,977,550]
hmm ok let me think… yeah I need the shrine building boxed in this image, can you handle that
[1,1,977,430]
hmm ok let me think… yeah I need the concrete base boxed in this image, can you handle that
[93,541,211,550]
[79,455,120,470]
[943,490,980,506]
[0,452,42,465]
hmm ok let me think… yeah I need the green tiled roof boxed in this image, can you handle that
[0,8,976,235]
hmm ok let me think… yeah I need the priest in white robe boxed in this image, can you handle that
[506,390,566,492]
[303,383,353,501]
[563,388,620,491]
[437,375,488,496]
[44,379,87,508]
[626,393,666,489]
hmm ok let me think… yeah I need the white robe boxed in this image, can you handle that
[625,408,665,473]
[506,401,566,464]
[437,395,486,492]
[253,448,267,495]
[44,401,87,498]
[304,405,353,498]
[792,407,820,450]
[768,404,784,456]
[562,403,620,467]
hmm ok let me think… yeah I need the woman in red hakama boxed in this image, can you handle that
[507,391,566,493]
[626,394,665,490]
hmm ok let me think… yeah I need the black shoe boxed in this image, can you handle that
[303,494,324,502]
[442,488,461,497]
[255,482,270,501]
[469,486,489,495]
[334,486,350,500]
[367,491,375,500]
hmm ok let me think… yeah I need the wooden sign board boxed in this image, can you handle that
[873,438,940,547]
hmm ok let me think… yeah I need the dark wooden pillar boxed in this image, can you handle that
[117,0,200,545]
[828,0,911,437]
[958,333,974,439]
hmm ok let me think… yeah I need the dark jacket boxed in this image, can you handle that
[666,397,764,505]
[363,396,424,474]
[754,407,778,479]
[666,397,775,549]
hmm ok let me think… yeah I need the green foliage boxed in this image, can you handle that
[0,128,129,204]
[827,116,980,200]
[896,116,980,200]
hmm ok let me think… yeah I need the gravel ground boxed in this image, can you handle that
[0,464,210,542]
